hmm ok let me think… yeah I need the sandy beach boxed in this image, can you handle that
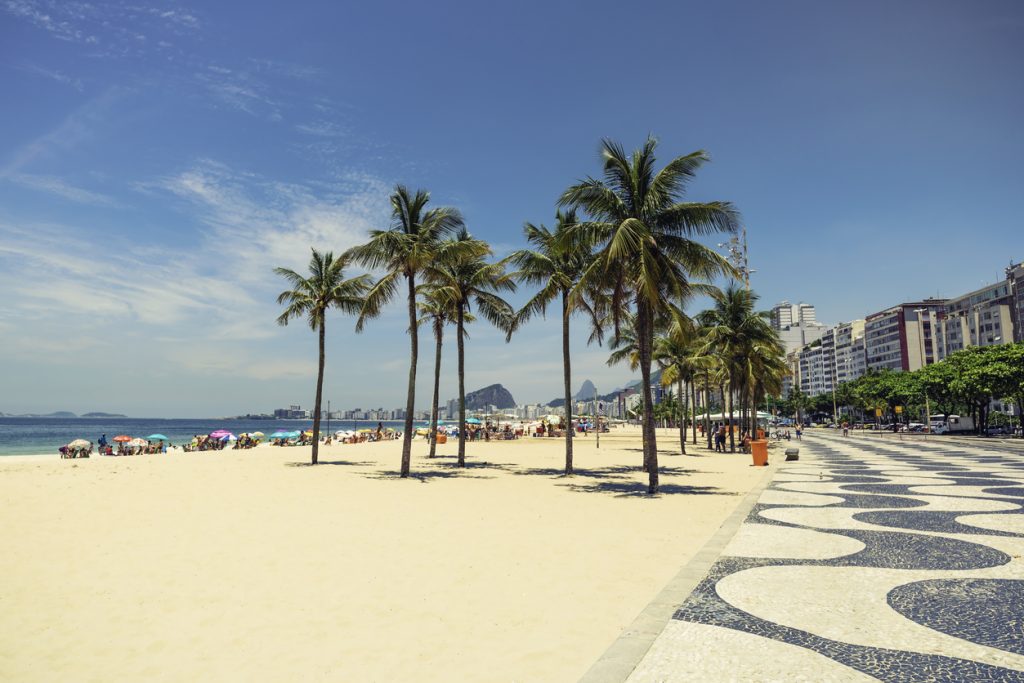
[1,426,767,682]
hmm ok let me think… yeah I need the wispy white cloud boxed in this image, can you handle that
[6,173,121,206]
[0,159,392,381]
[19,63,84,91]
[2,0,201,53]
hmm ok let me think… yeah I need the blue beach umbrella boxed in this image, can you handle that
[147,434,169,441]
[465,418,482,425]
[270,431,289,438]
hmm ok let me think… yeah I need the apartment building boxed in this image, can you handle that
[834,319,867,384]
[864,300,948,372]
[1007,261,1024,343]
[941,280,1015,352]
[798,330,835,397]
[771,301,817,330]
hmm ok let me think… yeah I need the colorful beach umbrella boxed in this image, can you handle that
[209,429,232,439]
[270,431,289,438]
[465,418,482,424]
[147,434,169,441]
[251,431,265,438]
[68,439,90,448]
[113,435,132,442]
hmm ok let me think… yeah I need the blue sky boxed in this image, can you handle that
[1,0,1021,417]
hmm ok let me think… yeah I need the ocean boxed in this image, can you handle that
[0,417,415,456]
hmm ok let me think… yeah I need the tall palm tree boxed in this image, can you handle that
[506,209,601,475]
[346,186,464,478]
[561,137,738,493]
[417,284,474,458]
[275,249,370,465]
[426,230,516,467]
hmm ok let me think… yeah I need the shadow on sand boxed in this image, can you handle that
[285,459,375,468]
[362,460,515,482]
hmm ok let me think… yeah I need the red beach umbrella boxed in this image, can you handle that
[113,435,132,443]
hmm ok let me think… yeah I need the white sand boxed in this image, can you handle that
[0,426,767,682]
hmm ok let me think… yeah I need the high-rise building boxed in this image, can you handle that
[771,301,817,330]
[770,301,795,329]
[834,319,867,384]
[798,336,834,397]
[940,280,1015,352]
[1006,261,1024,343]
[864,300,948,372]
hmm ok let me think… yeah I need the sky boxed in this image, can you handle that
[1,0,1022,417]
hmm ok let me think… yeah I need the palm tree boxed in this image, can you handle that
[426,230,516,467]
[346,186,464,478]
[506,209,601,475]
[698,284,778,451]
[561,137,738,493]
[417,284,474,458]
[275,249,370,465]
[655,316,701,455]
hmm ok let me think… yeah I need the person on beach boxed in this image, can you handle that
[98,434,108,450]
[376,422,383,440]
[795,425,802,440]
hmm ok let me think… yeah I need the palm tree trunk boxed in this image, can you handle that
[728,380,736,453]
[705,378,713,450]
[691,381,699,445]
[400,274,418,478]
[561,292,574,475]
[637,303,658,493]
[311,320,326,466]
[678,377,687,455]
[457,304,467,467]
[428,320,443,458]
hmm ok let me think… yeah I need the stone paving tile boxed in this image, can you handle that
[626,432,1024,682]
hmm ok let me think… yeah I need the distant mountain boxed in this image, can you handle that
[575,379,598,401]
[6,411,79,418]
[463,384,516,410]
[546,370,661,407]
[81,412,128,418]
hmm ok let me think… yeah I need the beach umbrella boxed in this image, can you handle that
[219,433,236,441]
[68,438,90,448]
[286,431,301,438]
[113,435,132,442]
[128,438,147,447]
[209,429,232,439]
[465,417,482,424]
[147,434,169,441]
[269,431,289,438]
[251,431,265,438]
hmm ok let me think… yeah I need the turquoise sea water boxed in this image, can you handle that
[0,417,413,456]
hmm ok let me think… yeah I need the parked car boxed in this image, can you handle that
[986,426,1013,436]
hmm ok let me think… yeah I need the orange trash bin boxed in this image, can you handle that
[750,439,768,466]
[436,433,447,444]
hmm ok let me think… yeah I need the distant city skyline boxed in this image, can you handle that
[1,0,1021,417]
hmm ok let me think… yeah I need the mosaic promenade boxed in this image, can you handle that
[627,432,1024,682]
